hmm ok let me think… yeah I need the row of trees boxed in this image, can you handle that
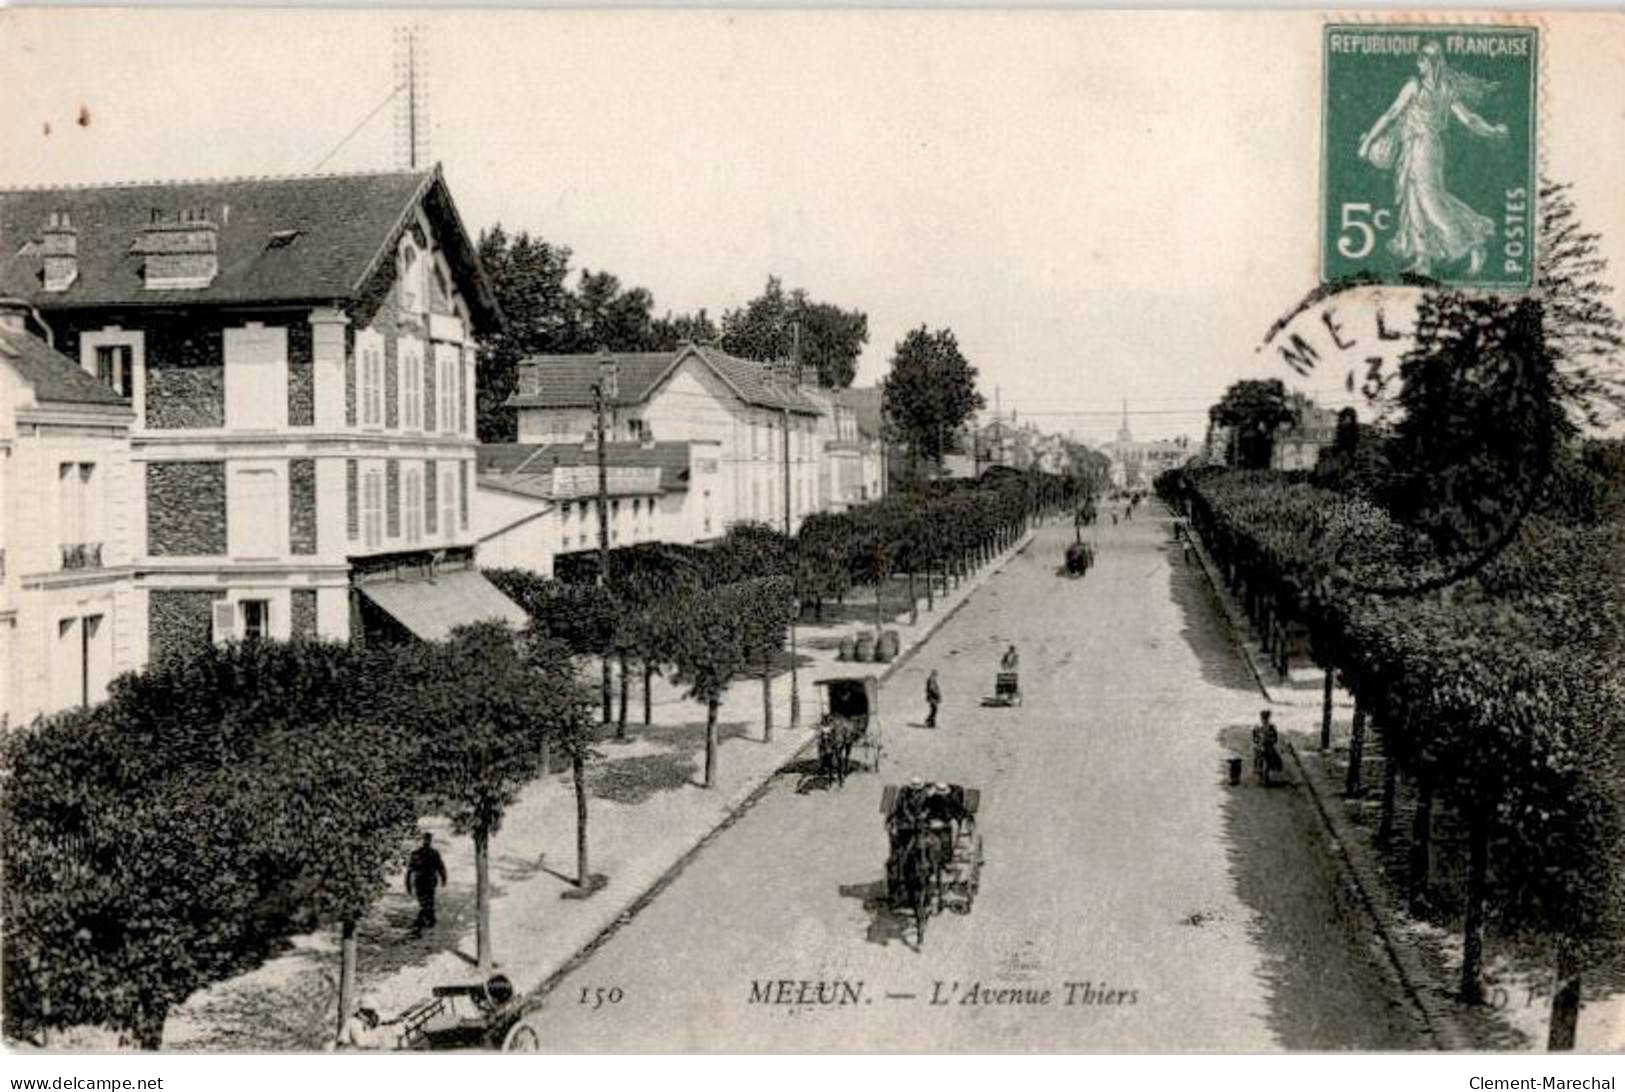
[474,226,870,441]
[2,467,1085,1050]
[2,626,593,1049]
[1161,457,1624,1050]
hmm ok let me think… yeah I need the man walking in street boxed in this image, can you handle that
[406,832,448,936]
[925,669,942,728]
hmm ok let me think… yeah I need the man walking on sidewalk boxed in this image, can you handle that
[406,832,448,936]
[925,669,942,728]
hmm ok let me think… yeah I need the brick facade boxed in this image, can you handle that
[425,459,438,534]
[289,458,317,554]
[346,459,359,541]
[149,589,222,664]
[147,461,227,555]
[424,350,437,432]
[386,459,400,539]
[384,331,399,429]
[291,589,318,640]
[286,321,314,427]
[344,326,357,427]
[145,323,226,429]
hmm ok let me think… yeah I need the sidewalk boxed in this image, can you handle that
[1184,509,1625,1052]
[162,528,1039,1050]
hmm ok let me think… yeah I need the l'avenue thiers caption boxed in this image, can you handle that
[748,979,1139,1007]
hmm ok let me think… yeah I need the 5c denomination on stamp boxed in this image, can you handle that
[1322,23,1537,290]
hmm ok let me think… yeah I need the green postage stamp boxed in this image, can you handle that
[1322,24,1538,290]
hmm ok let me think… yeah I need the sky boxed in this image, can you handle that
[3,8,1622,447]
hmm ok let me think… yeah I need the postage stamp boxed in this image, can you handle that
[1322,24,1538,290]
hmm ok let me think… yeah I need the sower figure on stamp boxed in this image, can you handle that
[405,832,448,936]
[925,669,942,729]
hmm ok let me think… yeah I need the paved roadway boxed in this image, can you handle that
[508,507,1423,1051]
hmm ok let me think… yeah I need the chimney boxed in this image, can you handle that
[132,207,219,289]
[41,211,78,293]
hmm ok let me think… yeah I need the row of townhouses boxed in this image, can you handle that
[0,165,887,725]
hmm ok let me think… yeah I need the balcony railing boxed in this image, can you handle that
[61,542,103,571]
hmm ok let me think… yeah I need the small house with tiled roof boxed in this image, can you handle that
[507,343,823,538]
[0,166,524,673]
[0,310,135,723]
[473,438,722,576]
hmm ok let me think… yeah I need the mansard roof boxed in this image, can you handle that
[0,165,501,332]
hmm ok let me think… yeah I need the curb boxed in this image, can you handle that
[1181,529,1275,705]
[494,528,1038,1045]
[1185,520,1470,1052]
[1284,742,1470,1051]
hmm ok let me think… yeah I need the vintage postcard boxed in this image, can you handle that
[1,7,1623,1066]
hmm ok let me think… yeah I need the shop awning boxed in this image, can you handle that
[356,568,529,642]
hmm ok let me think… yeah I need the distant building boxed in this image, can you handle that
[1100,404,1188,489]
[1271,397,1339,472]
[506,345,820,536]
[473,439,719,577]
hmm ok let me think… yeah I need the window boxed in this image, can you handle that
[95,344,132,396]
[439,355,457,434]
[57,462,101,568]
[401,348,422,429]
[703,489,712,535]
[53,613,108,711]
[225,324,288,430]
[360,345,384,427]
[440,465,457,542]
[363,468,384,548]
[403,466,423,544]
[240,599,270,642]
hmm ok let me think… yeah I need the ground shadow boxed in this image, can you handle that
[1167,543,1265,695]
[838,878,921,952]
[588,750,702,805]
[629,716,752,753]
[1216,725,1427,1049]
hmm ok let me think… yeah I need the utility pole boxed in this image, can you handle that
[785,324,802,729]
[594,352,618,725]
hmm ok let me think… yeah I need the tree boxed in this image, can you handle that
[734,577,796,742]
[721,275,869,387]
[404,622,560,969]
[649,308,720,350]
[566,269,658,354]
[881,325,986,481]
[669,587,750,789]
[1211,379,1298,470]
[521,630,600,892]
[475,226,577,442]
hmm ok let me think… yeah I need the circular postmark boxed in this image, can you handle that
[1254,275,1560,599]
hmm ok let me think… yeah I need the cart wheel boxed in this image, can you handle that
[505,1024,541,1052]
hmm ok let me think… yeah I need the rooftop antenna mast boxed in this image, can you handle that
[393,25,430,169]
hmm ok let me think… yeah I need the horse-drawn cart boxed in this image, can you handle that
[812,675,882,786]
[881,782,983,945]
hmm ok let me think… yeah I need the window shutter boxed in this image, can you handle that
[212,600,236,644]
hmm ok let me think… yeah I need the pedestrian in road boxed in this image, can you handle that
[1001,645,1020,671]
[332,1007,400,1051]
[405,832,448,936]
[925,669,942,728]
[1253,710,1282,787]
